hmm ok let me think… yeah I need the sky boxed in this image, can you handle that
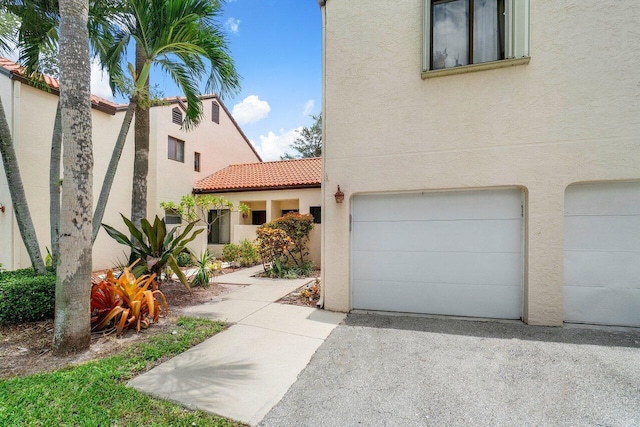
[91,0,323,161]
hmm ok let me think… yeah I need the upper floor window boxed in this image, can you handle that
[212,101,220,124]
[194,152,201,172]
[172,107,183,125]
[168,136,185,162]
[423,0,529,73]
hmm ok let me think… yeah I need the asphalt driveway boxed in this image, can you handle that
[261,313,640,426]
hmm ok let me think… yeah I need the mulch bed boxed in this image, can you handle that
[277,273,322,307]
[0,271,245,380]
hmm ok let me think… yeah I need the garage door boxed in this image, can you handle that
[351,189,523,319]
[564,182,640,327]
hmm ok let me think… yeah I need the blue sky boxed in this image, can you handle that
[92,0,323,161]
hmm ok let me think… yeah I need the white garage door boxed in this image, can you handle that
[351,189,523,319]
[564,182,640,327]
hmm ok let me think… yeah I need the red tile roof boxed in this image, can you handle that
[194,157,322,193]
[0,57,125,114]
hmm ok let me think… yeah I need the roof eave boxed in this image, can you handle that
[193,183,321,194]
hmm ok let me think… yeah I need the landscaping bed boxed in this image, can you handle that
[0,317,245,426]
[277,273,321,307]
[0,279,242,379]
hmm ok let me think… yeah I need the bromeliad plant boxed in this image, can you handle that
[102,215,203,291]
[91,267,168,335]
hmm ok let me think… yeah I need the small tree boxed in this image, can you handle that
[281,114,322,159]
[160,194,248,238]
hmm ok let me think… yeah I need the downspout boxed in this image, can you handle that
[317,0,327,308]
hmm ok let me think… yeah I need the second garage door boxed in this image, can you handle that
[351,189,523,319]
[564,182,640,327]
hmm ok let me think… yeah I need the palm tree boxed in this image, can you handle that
[54,0,93,353]
[100,0,241,227]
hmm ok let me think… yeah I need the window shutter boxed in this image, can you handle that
[506,0,530,59]
[172,107,182,124]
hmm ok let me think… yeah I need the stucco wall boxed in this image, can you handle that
[203,188,322,267]
[152,99,260,215]
[321,0,640,325]
[0,78,260,271]
[0,79,137,271]
[0,78,17,270]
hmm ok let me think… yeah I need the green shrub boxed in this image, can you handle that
[175,250,193,268]
[238,239,260,266]
[222,243,241,263]
[0,269,56,324]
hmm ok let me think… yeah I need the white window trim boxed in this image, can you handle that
[422,0,530,78]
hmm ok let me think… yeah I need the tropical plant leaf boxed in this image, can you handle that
[168,253,191,293]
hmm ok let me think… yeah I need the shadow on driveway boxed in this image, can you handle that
[346,312,640,348]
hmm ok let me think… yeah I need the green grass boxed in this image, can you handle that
[0,317,242,426]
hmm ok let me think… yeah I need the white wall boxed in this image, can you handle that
[151,98,260,218]
[321,0,640,325]
[0,78,261,271]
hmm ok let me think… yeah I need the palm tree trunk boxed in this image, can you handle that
[0,97,46,275]
[50,102,62,268]
[130,44,149,228]
[92,101,136,242]
[54,0,93,354]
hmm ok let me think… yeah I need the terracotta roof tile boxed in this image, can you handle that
[194,157,322,193]
[0,57,125,112]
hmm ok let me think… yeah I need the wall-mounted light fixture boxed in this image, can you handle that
[0,203,5,213]
[334,186,344,203]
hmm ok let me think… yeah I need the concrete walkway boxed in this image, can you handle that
[128,265,345,426]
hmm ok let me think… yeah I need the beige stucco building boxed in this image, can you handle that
[319,0,640,326]
[192,157,322,267]
[0,58,260,271]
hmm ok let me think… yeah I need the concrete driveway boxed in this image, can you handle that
[261,313,640,426]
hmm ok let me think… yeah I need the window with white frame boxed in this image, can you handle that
[423,0,529,72]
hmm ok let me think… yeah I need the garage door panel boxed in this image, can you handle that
[352,190,522,222]
[352,219,522,253]
[565,251,640,289]
[564,286,640,327]
[564,182,640,327]
[352,189,523,319]
[352,279,522,319]
[352,250,522,287]
[564,216,640,251]
[565,182,640,216]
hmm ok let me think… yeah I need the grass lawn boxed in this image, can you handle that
[0,317,243,426]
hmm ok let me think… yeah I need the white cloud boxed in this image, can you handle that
[232,95,270,125]
[302,99,315,116]
[90,59,113,100]
[252,127,302,161]
[225,17,241,34]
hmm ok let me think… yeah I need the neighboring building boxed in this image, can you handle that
[0,58,260,271]
[193,157,322,267]
[319,1,640,327]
